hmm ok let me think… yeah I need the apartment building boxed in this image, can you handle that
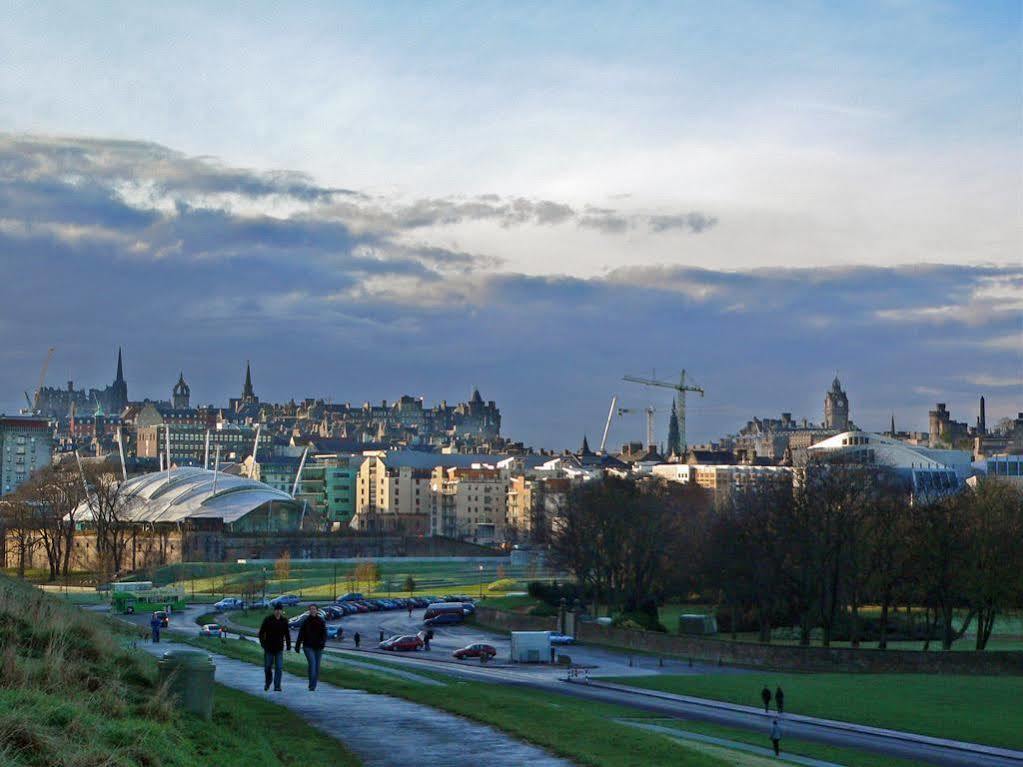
[0,416,52,496]
[430,466,508,544]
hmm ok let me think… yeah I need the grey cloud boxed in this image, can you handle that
[648,212,718,233]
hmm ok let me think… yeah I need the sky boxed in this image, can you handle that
[0,2,1020,449]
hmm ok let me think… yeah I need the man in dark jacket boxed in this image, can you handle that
[775,686,785,714]
[259,605,291,691]
[760,685,772,713]
[295,604,327,691]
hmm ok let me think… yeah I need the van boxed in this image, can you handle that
[423,602,467,620]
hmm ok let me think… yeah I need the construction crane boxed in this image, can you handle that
[617,406,657,449]
[598,395,618,454]
[623,369,704,455]
[26,347,55,413]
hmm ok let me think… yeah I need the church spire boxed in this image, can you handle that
[243,360,254,399]
[115,347,124,383]
[890,413,896,437]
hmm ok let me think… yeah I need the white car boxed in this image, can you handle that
[214,597,245,610]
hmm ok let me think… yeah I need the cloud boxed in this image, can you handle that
[0,134,1018,448]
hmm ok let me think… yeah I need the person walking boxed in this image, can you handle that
[295,605,327,691]
[424,629,433,651]
[770,719,782,756]
[775,685,785,714]
[219,625,227,642]
[258,604,291,692]
[149,612,162,644]
[760,686,772,713]
[408,605,413,618]
[353,631,361,649]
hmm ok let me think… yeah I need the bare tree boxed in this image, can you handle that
[0,495,41,578]
[21,463,85,581]
[82,460,136,579]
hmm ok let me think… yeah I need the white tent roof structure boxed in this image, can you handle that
[76,466,300,525]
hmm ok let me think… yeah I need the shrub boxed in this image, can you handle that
[486,579,519,593]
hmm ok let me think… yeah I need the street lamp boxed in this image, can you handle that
[478,563,484,600]
[261,567,267,603]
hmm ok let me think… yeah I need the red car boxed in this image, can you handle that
[379,635,423,652]
[453,643,497,660]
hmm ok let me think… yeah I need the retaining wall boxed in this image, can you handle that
[476,607,1023,674]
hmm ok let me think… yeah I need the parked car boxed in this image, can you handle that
[270,594,301,607]
[337,602,357,615]
[424,613,464,628]
[379,634,423,652]
[213,597,245,611]
[326,624,344,640]
[424,602,469,620]
[199,623,221,637]
[154,610,170,627]
[288,613,310,631]
[453,643,497,660]
[322,605,343,620]
[336,592,364,602]
[248,597,271,609]
[549,633,575,645]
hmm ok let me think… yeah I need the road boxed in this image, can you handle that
[115,602,1023,767]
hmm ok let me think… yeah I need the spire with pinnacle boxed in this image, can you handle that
[667,399,682,456]
[580,435,592,455]
[115,347,124,383]
[890,413,896,437]
[243,360,254,399]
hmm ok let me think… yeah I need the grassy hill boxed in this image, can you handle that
[0,575,359,767]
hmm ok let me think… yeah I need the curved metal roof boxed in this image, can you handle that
[80,467,301,525]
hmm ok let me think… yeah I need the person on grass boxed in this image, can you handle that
[775,685,785,714]
[149,612,162,644]
[761,685,772,713]
[258,604,291,692]
[295,604,327,691]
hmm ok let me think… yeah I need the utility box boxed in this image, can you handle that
[679,614,718,636]
[157,649,215,720]
[510,631,551,663]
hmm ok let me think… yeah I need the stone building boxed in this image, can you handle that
[824,376,850,431]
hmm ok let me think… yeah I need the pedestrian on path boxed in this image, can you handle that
[258,604,291,692]
[295,604,327,691]
[775,686,785,714]
[149,612,162,644]
[219,625,227,641]
[379,628,385,642]
[408,605,413,618]
[760,685,772,713]
[770,719,782,756]
[354,631,361,649]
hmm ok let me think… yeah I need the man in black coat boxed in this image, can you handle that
[258,604,291,691]
[761,685,772,713]
[295,604,327,691]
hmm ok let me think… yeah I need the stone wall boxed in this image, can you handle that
[474,606,558,633]
[472,606,1023,675]
[576,623,1023,675]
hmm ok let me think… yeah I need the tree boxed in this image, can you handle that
[274,550,292,582]
[960,480,1023,649]
[22,463,85,581]
[82,460,135,579]
[355,560,379,593]
[911,495,973,650]
[0,494,41,578]
[403,575,416,595]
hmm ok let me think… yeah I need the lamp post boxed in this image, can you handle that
[261,566,267,603]
[478,563,484,600]
[332,563,337,601]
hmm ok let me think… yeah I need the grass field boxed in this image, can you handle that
[634,717,928,767]
[598,672,1023,751]
[176,631,944,767]
[0,573,360,767]
[156,559,556,604]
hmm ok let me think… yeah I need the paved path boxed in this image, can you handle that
[138,641,573,767]
[617,720,845,767]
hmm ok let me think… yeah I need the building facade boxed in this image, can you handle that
[0,416,53,496]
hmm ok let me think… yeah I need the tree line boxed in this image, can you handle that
[550,464,1023,650]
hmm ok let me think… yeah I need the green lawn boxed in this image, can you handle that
[155,559,559,604]
[598,672,1023,751]
[175,632,939,767]
[179,634,731,767]
[637,717,928,767]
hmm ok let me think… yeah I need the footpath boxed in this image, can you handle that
[137,640,572,767]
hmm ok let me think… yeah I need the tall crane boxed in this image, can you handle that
[26,347,55,413]
[617,406,656,449]
[623,369,704,455]
[598,395,618,454]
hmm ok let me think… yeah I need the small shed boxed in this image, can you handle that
[679,614,718,636]
[510,631,551,663]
